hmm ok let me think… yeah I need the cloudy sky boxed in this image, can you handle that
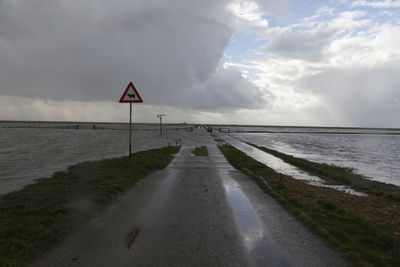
[0,0,399,127]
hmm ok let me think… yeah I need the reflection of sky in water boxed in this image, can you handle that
[137,169,178,226]
[225,136,366,196]
[233,132,400,186]
[220,170,290,266]
[226,136,321,182]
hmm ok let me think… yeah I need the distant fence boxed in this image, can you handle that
[1,124,192,132]
[202,126,400,135]
[218,127,230,133]
[205,126,231,133]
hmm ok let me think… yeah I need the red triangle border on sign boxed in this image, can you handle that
[119,82,143,103]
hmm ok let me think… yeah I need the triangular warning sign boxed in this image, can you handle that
[119,82,143,103]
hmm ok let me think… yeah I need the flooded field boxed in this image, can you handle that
[225,125,400,135]
[224,136,367,196]
[230,131,400,186]
[0,121,194,195]
[1,122,399,195]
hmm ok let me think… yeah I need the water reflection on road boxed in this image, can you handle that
[220,170,290,266]
[136,169,178,226]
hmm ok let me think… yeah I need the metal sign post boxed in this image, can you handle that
[157,114,166,136]
[129,103,132,157]
[119,82,143,158]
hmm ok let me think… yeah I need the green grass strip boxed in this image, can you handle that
[218,144,399,266]
[193,146,208,156]
[0,146,180,265]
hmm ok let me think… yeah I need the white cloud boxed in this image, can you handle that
[260,10,370,62]
[226,0,269,30]
[244,5,400,127]
[352,0,400,8]
[327,24,400,68]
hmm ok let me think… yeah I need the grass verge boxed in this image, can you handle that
[209,133,225,143]
[218,144,400,266]
[0,146,180,265]
[193,146,209,156]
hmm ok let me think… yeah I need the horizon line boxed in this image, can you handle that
[1,119,399,131]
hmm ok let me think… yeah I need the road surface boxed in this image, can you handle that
[32,130,347,266]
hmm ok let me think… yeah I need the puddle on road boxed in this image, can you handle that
[220,170,291,266]
[225,136,367,196]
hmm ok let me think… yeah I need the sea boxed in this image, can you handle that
[1,122,399,195]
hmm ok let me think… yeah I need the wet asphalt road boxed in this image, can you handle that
[32,130,347,266]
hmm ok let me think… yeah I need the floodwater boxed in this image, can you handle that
[230,131,400,186]
[1,122,399,195]
[225,136,367,196]
[227,125,400,135]
[0,122,193,195]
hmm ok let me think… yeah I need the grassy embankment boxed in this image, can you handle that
[193,146,209,156]
[0,146,180,266]
[219,144,400,266]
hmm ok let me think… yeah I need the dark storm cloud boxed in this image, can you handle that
[0,0,266,111]
[190,65,265,110]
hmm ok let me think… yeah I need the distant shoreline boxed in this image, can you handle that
[1,120,399,130]
[0,120,189,126]
[207,123,400,131]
